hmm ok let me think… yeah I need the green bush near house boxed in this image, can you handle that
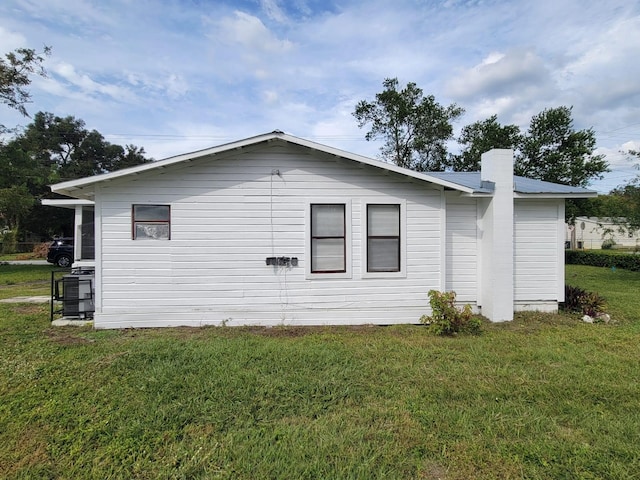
[561,284,606,317]
[420,290,481,335]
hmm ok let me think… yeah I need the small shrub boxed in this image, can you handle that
[561,284,606,317]
[601,238,616,250]
[420,290,481,335]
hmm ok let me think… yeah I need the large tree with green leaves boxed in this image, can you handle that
[17,112,151,182]
[353,78,464,171]
[0,46,51,130]
[449,115,521,172]
[515,106,607,187]
[0,112,152,240]
[450,107,607,189]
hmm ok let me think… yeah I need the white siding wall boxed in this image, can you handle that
[514,200,562,308]
[95,143,443,327]
[445,194,478,303]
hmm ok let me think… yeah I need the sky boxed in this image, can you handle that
[1,0,640,193]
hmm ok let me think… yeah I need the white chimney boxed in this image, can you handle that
[479,149,514,322]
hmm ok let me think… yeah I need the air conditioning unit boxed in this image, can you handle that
[53,270,95,319]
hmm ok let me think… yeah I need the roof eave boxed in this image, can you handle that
[41,198,95,208]
[514,192,598,199]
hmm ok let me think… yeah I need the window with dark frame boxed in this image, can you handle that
[367,204,400,272]
[132,205,171,240]
[311,204,346,273]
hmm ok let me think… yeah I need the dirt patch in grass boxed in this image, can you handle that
[10,304,46,315]
[0,280,48,289]
[420,463,448,480]
[45,328,95,346]
[2,427,51,478]
[241,324,382,338]
[130,324,385,340]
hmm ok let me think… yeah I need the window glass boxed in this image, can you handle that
[133,205,170,240]
[133,205,170,222]
[311,204,345,273]
[367,204,400,272]
[312,204,345,236]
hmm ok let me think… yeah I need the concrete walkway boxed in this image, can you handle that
[0,295,50,303]
[0,260,49,265]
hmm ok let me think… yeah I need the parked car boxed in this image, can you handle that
[47,237,73,267]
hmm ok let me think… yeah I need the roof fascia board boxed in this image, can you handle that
[41,199,95,208]
[459,192,494,197]
[514,192,597,199]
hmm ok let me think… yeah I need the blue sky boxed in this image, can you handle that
[2,0,639,192]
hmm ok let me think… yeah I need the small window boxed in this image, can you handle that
[367,204,400,272]
[311,204,345,273]
[133,205,170,240]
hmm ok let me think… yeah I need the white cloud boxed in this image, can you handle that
[263,90,279,104]
[12,0,117,30]
[259,0,288,23]
[447,49,552,101]
[0,26,27,51]
[560,16,640,114]
[51,61,136,102]
[211,11,293,53]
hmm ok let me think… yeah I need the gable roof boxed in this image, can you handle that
[50,130,597,200]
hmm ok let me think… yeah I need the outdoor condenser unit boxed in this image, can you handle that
[53,271,95,318]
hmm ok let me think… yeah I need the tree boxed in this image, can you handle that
[353,78,464,171]
[0,46,51,130]
[450,107,608,191]
[516,106,607,187]
[449,115,521,171]
[516,107,609,224]
[17,112,153,182]
[0,185,34,231]
[0,111,152,239]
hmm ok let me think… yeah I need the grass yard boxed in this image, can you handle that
[1,264,639,479]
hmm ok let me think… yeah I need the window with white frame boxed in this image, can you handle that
[132,205,171,240]
[311,204,346,273]
[367,204,400,272]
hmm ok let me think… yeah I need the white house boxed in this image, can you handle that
[566,216,640,250]
[47,131,596,328]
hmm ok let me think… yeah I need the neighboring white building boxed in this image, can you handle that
[566,217,640,250]
[48,132,596,328]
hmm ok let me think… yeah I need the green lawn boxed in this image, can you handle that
[1,264,639,479]
[0,264,59,300]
